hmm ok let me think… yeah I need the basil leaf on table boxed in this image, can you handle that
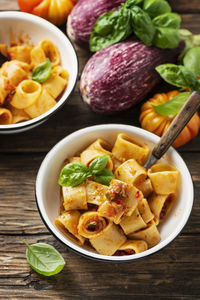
[24,240,65,276]
[90,8,132,52]
[153,92,192,116]
[143,0,171,19]
[153,13,181,29]
[89,155,109,174]
[183,47,200,76]
[153,27,180,49]
[125,0,144,8]
[58,162,90,187]
[156,64,198,90]
[95,169,115,186]
[131,6,155,46]
[32,58,51,83]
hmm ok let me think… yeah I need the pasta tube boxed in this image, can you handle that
[128,221,161,248]
[115,240,148,255]
[10,80,42,109]
[7,105,30,124]
[90,221,126,255]
[148,193,176,224]
[136,178,153,198]
[30,45,46,67]
[86,181,108,206]
[106,179,141,217]
[81,149,113,171]
[24,88,56,118]
[137,197,154,224]
[52,65,69,82]
[42,74,67,99]
[148,164,179,195]
[0,108,12,125]
[62,184,88,211]
[8,45,33,64]
[120,208,147,235]
[112,133,150,164]
[115,159,147,187]
[55,211,85,245]
[78,212,107,239]
[39,40,61,67]
[0,75,10,105]
[0,60,29,87]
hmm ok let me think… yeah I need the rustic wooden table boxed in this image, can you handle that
[0,1,200,299]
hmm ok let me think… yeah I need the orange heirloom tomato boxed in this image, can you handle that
[18,0,76,26]
[139,91,200,148]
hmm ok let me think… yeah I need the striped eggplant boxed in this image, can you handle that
[67,0,125,45]
[80,40,184,113]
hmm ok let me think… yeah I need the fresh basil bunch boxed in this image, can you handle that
[58,155,115,187]
[90,0,181,52]
[153,63,200,115]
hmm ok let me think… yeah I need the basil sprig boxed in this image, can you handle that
[24,240,65,276]
[58,155,115,187]
[154,63,200,115]
[90,9,132,52]
[153,92,192,116]
[89,0,181,52]
[32,58,52,83]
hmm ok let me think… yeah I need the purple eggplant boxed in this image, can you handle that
[80,40,184,113]
[67,0,125,45]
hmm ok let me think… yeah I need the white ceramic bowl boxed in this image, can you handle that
[36,124,194,262]
[0,11,78,134]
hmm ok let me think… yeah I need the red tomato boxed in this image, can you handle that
[17,0,43,13]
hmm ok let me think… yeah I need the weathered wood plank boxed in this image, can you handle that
[0,234,200,298]
[0,152,199,235]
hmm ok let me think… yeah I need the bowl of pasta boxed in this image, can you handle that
[36,124,194,262]
[0,11,78,134]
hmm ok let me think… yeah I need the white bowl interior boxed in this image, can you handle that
[0,12,78,131]
[36,124,194,261]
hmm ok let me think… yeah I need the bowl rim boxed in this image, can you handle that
[0,11,79,131]
[35,124,194,262]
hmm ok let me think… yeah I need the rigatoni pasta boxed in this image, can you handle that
[0,39,69,125]
[55,133,180,256]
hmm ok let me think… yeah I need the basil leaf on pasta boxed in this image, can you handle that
[89,155,110,174]
[95,169,115,186]
[24,240,65,276]
[58,162,90,187]
[32,58,52,83]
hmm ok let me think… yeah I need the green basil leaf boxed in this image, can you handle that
[89,155,110,174]
[124,0,144,8]
[153,92,192,116]
[153,27,180,49]
[183,47,200,76]
[90,8,132,52]
[153,13,181,29]
[24,240,65,276]
[143,0,171,19]
[156,64,197,89]
[178,29,200,63]
[32,58,51,83]
[95,169,115,186]
[58,162,90,187]
[131,6,155,46]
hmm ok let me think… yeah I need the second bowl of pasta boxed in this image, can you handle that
[36,124,194,262]
[0,11,78,133]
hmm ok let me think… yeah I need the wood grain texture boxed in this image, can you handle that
[0,234,200,299]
